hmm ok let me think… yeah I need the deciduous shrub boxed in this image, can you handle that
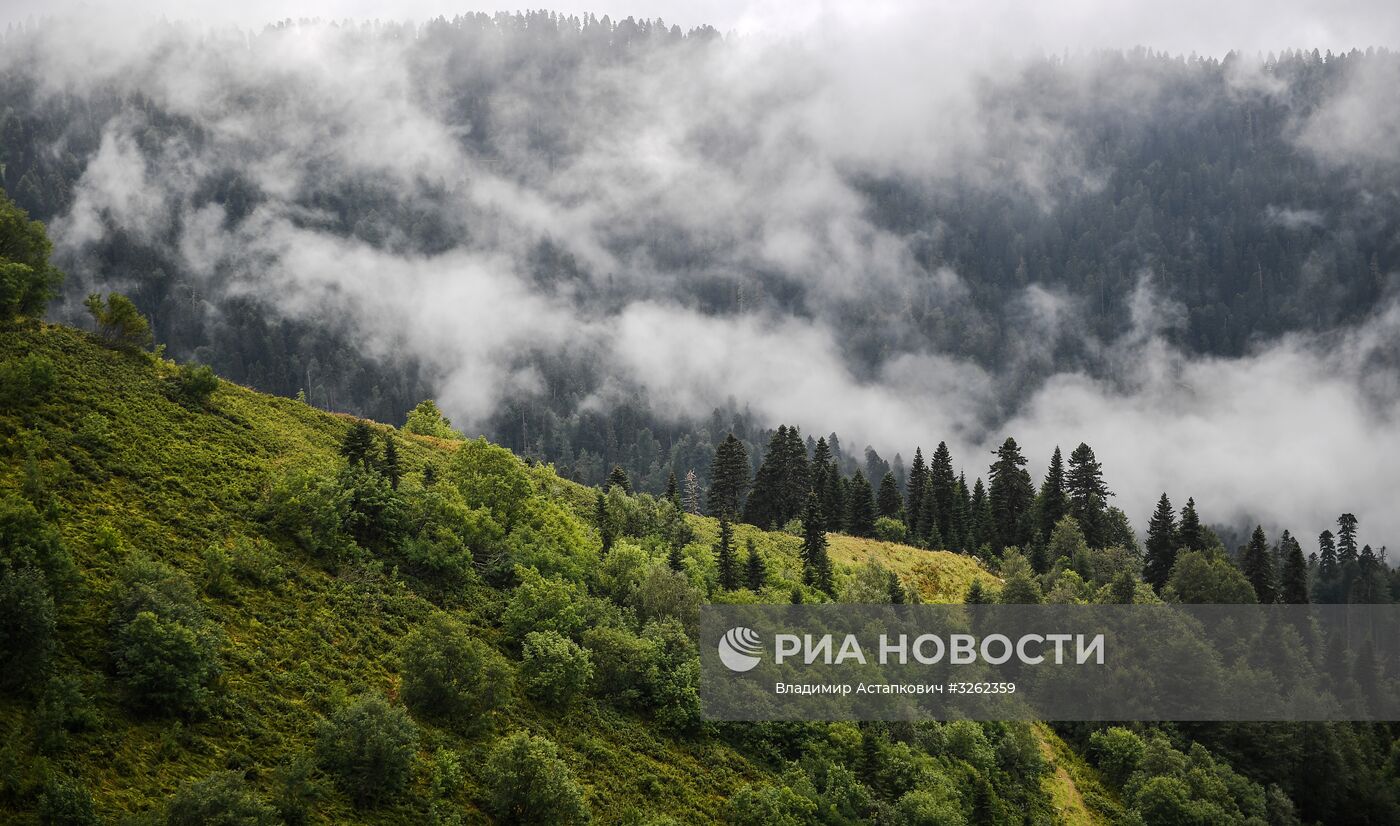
[400,613,513,729]
[521,630,593,706]
[109,558,222,716]
[874,516,908,543]
[484,732,590,825]
[165,771,278,826]
[170,363,218,405]
[0,353,55,408]
[84,293,152,351]
[315,695,418,808]
[0,564,55,693]
[37,775,98,826]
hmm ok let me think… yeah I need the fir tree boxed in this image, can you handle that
[968,478,992,554]
[906,447,928,535]
[744,538,767,591]
[1241,525,1277,604]
[846,471,877,537]
[1337,513,1359,564]
[1066,442,1112,547]
[1280,531,1310,604]
[664,471,679,506]
[1142,493,1178,591]
[422,464,438,487]
[800,492,833,595]
[743,425,810,528]
[965,580,992,605]
[595,492,614,556]
[886,572,906,604]
[918,483,941,549]
[682,469,702,515]
[876,471,903,520]
[987,437,1034,551]
[606,465,631,494]
[929,442,957,544]
[823,459,845,533]
[714,515,738,590]
[707,434,750,517]
[1318,530,1338,580]
[1178,498,1204,552]
[1037,446,1068,542]
[339,422,378,468]
[667,528,685,573]
[380,435,401,490]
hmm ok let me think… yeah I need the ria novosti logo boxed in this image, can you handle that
[718,627,762,672]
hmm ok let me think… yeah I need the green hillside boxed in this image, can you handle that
[0,322,1055,824]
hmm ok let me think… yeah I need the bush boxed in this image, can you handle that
[261,468,354,560]
[404,399,463,439]
[521,630,593,706]
[581,626,651,707]
[315,695,418,808]
[165,771,278,826]
[109,558,222,716]
[399,613,514,729]
[726,782,816,825]
[501,568,593,642]
[84,293,152,351]
[640,619,701,732]
[171,362,218,405]
[484,732,590,825]
[0,491,76,595]
[0,564,56,693]
[0,353,55,407]
[37,776,98,826]
[630,565,701,630]
[0,189,64,320]
[400,485,500,582]
[874,516,908,543]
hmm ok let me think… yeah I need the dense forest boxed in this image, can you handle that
[2,14,1399,504]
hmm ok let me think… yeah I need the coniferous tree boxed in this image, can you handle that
[968,478,992,555]
[950,472,971,552]
[682,470,702,515]
[595,492,614,556]
[1066,443,1111,547]
[1337,513,1359,564]
[664,471,679,506]
[846,471,877,537]
[1142,493,1178,592]
[929,442,957,544]
[606,465,631,494]
[422,464,438,487]
[1178,498,1204,552]
[965,580,992,605]
[339,422,378,469]
[744,538,766,591]
[1241,525,1277,604]
[823,458,845,532]
[987,437,1034,551]
[918,483,942,549]
[811,437,833,519]
[743,425,810,528]
[1037,446,1068,542]
[778,426,811,525]
[1280,532,1310,604]
[906,447,928,535]
[380,435,401,490]
[714,516,738,590]
[887,572,906,604]
[1318,530,1338,581]
[707,435,750,518]
[800,493,833,595]
[876,471,903,520]
[667,532,685,573]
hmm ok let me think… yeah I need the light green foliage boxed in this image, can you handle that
[501,568,594,642]
[170,362,219,405]
[726,781,817,825]
[874,516,908,544]
[315,695,419,808]
[1164,550,1258,604]
[640,619,701,732]
[484,732,591,825]
[522,630,594,706]
[1091,730,1274,825]
[0,353,55,407]
[401,484,497,581]
[998,548,1043,604]
[630,563,702,629]
[165,771,279,826]
[0,491,75,594]
[894,786,966,825]
[84,293,152,351]
[109,558,222,715]
[261,467,355,559]
[400,613,514,729]
[404,399,463,439]
[840,558,896,603]
[581,626,651,707]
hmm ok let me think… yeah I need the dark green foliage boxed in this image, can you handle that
[744,538,767,590]
[1177,497,1204,552]
[0,187,63,320]
[315,695,419,808]
[484,732,590,825]
[1317,530,1338,581]
[399,613,514,729]
[522,630,594,706]
[967,478,992,554]
[380,434,401,489]
[800,492,833,595]
[595,491,614,556]
[1336,513,1359,563]
[1037,446,1068,543]
[83,293,152,351]
[928,442,957,546]
[1142,493,1178,592]
[170,363,218,405]
[745,425,812,528]
[0,491,75,594]
[606,465,631,493]
[0,353,56,408]
[165,771,279,826]
[965,580,991,605]
[0,564,56,693]
[664,471,679,506]
[1066,443,1111,548]
[707,433,750,517]
[845,471,876,537]
[987,437,1033,552]
[1241,525,1277,604]
[905,447,928,536]
[714,515,738,590]
[109,558,222,716]
[1165,550,1257,604]
[1280,532,1310,604]
[37,776,98,826]
[339,421,379,468]
[876,470,903,520]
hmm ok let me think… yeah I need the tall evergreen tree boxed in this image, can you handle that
[595,491,614,556]
[1178,498,1204,552]
[1280,531,1310,604]
[1066,443,1111,548]
[906,447,928,535]
[1337,513,1359,564]
[876,471,903,520]
[743,425,810,528]
[778,426,812,525]
[929,442,957,545]
[339,421,378,468]
[846,471,877,537]
[800,492,833,595]
[606,465,631,494]
[968,478,992,555]
[918,483,942,549]
[1037,446,1068,542]
[380,434,401,490]
[714,515,738,591]
[744,538,766,591]
[1142,493,1178,591]
[823,459,845,532]
[664,471,679,506]
[1318,530,1338,580]
[1241,525,1277,604]
[950,472,971,553]
[707,434,750,517]
[987,437,1034,551]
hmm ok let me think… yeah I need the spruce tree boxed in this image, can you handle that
[1281,531,1310,604]
[968,478,992,555]
[743,426,786,528]
[744,538,767,591]
[595,491,614,556]
[339,422,378,468]
[665,471,679,506]
[606,465,631,494]
[1337,513,1359,563]
[949,472,970,553]
[380,435,401,490]
[1066,442,1112,547]
[965,580,991,605]
[918,484,941,549]
[876,471,903,520]
[778,426,811,526]
[1241,525,1277,604]
[1037,446,1068,542]
[714,516,738,590]
[800,493,833,595]
[707,435,750,517]
[1178,498,1204,552]
[667,530,685,573]
[1318,530,1338,580]
[422,464,438,487]
[906,448,928,535]
[929,442,957,544]
[823,459,845,532]
[987,437,1034,551]
[846,471,877,537]
[811,437,833,519]
[1142,493,1178,591]
[886,572,906,604]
